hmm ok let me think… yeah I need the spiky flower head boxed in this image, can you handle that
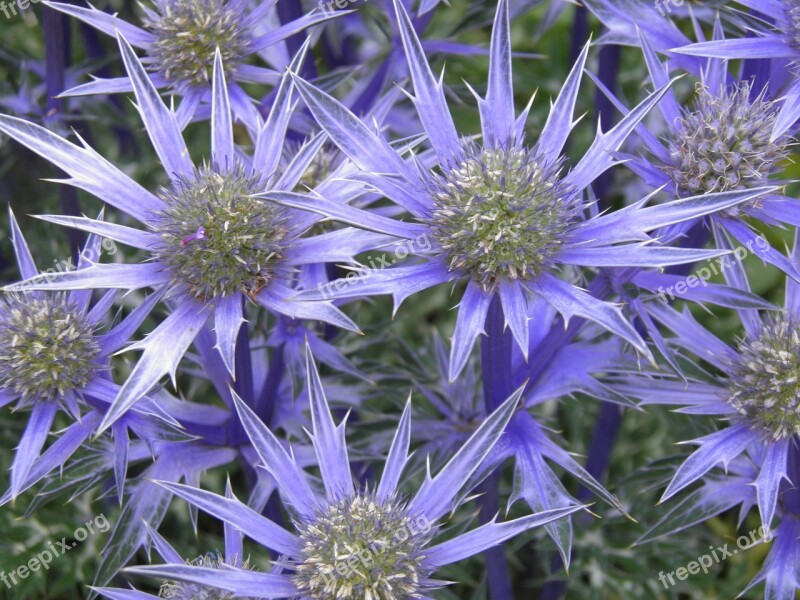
[159,554,256,599]
[0,292,100,403]
[155,163,289,301]
[666,82,790,199]
[728,314,800,441]
[143,0,252,88]
[428,142,577,291]
[293,493,434,600]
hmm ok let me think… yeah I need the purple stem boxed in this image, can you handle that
[569,4,588,66]
[43,2,83,261]
[233,311,255,408]
[255,342,286,426]
[276,0,317,80]
[479,294,514,599]
[785,442,800,515]
[320,12,359,68]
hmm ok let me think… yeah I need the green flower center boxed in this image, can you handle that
[0,293,100,403]
[155,164,288,301]
[666,83,788,198]
[728,315,800,440]
[429,144,576,291]
[143,0,252,88]
[293,495,433,600]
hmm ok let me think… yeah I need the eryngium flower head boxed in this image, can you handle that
[159,554,257,599]
[728,314,800,440]
[0,292,100,403]
[666,82,789,197]
[294,493,433,600]
[116,351,583,600]
[429,142,577,290]
[143,0,252,88]
[155,163,289,301]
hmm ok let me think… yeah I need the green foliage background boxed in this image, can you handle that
[0,1,793,598]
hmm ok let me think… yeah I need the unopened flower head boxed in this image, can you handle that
[159,553,256,599]
[666,83,789,198]
[429,142,577,290]
[728,314,800,441]
[293,493,433,600]
[0,292,100,403]
[155,163,289,301]
[143,0,252,88]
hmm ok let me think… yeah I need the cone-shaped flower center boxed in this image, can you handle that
[666,83,788,197]
[159,554,255,599]
[0,293,99,402]
[144,0,252,88]
[293,495,433,600]
[156,164,288,301]
[429,144,576,290]
[729,315,800,440]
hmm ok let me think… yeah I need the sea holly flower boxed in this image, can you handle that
[0,210,161,500]
[671,0,800,139]
[0,37,384,434]
[616,231,800,533]
[106,348,585,599]
[45,0,341,129]
[272,0,772,380]
[600,28,800,280]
